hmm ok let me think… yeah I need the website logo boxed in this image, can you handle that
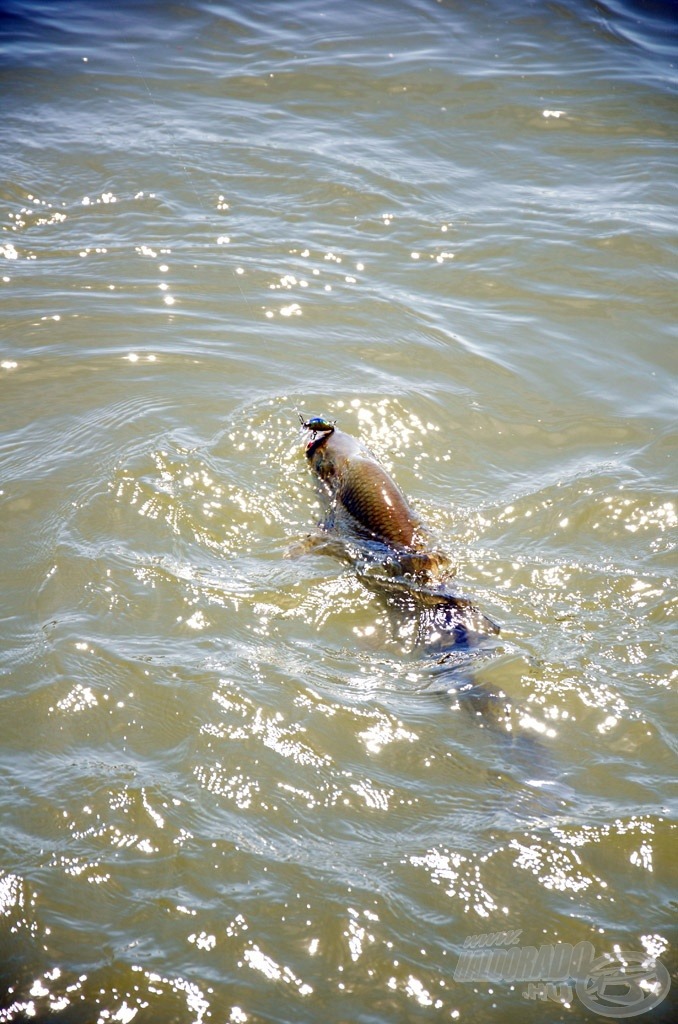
[454,933,671,1017]
[575,949,671,1018]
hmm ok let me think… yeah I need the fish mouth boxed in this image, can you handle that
[298,414,335,451]
[303,429,326,454]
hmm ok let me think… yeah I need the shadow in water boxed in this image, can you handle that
[357,566,574,820]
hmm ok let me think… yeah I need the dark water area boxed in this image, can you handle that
[1,0,677,1021]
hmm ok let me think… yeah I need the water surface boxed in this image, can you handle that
[1,1,676,1021]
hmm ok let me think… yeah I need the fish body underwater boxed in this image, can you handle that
[297,416,567,809]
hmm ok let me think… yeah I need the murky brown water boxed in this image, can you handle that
[1,1,676,1021]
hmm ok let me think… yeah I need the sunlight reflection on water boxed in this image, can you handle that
[1,0,676,1020]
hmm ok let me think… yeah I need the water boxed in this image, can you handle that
[1,0,676,1021]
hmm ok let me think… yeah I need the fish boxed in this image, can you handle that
[298,415,499,647]
[296,416,568,811]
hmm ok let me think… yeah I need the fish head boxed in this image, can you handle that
[299,414,336,454]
